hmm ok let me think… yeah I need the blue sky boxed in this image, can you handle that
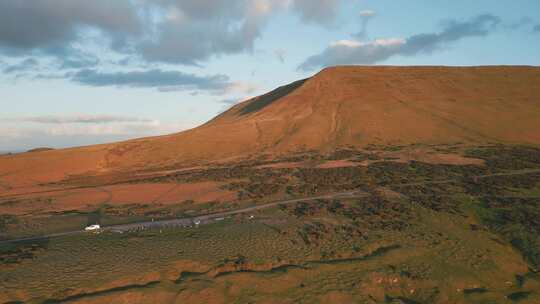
[1,0,539,151]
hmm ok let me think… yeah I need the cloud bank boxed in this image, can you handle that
[71,69,236,93]
[2,58,39,74]
[0,114,190,150]
[0,0,140,51]
[0,0,345,65]
[299,14,501,71]
[0,0,348,95]
[6,115,153,124]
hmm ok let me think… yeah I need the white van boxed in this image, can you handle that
[85,224,101,231]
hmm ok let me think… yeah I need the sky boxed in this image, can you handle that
[1,0,540,152]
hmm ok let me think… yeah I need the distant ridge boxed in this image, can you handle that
[27,147,55,153]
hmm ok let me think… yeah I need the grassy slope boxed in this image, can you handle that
[1,66,540,192]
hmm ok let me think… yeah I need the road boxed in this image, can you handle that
[2,168,539,245]
[0,189,368,244]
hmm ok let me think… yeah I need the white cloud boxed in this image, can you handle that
[0,114,188,137]
[330,40,362,47]
[300,14,501,70]
[0,116,191,150]
[359,10,376,18]
[5,114,153,124]
[329,38,404,49]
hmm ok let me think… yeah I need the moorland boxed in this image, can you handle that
[1,66,540,303]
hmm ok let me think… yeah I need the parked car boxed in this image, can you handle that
[85,224,101,231]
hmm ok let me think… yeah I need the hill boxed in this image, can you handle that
[2,66,540,304]
[1,66,539,188]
